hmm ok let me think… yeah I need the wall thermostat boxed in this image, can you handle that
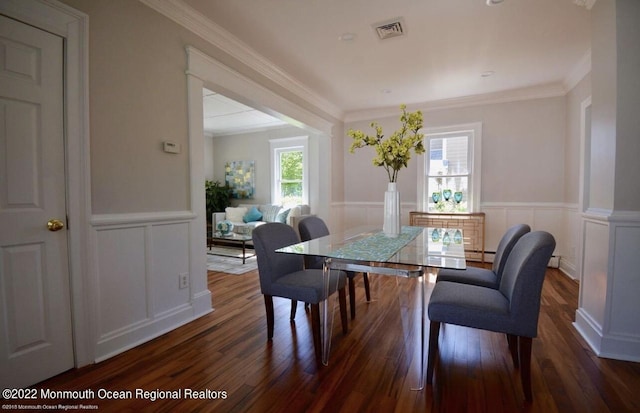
[163,141,181,154]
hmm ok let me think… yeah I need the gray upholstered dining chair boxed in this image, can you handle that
[298,216,371,320]
[427,231,555,402]
[252,222,348,361]
[436,223,531,289]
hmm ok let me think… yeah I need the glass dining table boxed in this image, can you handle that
[276,225,466,389]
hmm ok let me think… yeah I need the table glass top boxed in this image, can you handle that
[277,226,466,270]
[212,232,253,241]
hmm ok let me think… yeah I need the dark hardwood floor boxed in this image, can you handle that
[19,265,640,412]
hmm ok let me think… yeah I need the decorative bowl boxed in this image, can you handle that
[216,219,234,236]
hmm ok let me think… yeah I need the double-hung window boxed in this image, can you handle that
[270,137,308,207]
[421,123,481,212]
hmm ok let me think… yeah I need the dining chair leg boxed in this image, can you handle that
[348,277,356,319]
[264,295,275,340]
[427,321,440,385]
[310,303,322,362]
[507,334,519,368]
[339,288,348,334]
[290,300,297,321]
[363,273,371,301]
[519,336,533,402]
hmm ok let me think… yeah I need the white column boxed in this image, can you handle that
[574,0,640,362]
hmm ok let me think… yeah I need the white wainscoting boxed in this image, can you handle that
[574,216,609,348]
[338,201,579,277]
[574,210,640,362]
[482,203,578,278]
[90,211,211,361]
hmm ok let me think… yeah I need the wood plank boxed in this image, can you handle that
[19,267,640,412]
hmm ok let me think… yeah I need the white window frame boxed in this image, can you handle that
[417,122,482,212]
[270,136,309,206]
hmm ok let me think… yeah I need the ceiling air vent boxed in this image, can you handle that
[373,18,405,40]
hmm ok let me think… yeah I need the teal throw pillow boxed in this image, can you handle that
[276,208,290,223]
[243,206,263,223]
[260,205,281,222]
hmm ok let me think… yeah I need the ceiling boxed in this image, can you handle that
[203,88,288,136]
[182,0,591,134]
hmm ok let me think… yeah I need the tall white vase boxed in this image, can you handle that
[383,182,401,237]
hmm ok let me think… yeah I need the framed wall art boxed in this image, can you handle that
[225,160,255,199]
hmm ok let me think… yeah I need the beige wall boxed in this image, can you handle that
[204,135,214,181]
[565,73,592,204]
[330,123,345,204]
[210,126,308,206]
[344,96,567,205]
[60,0,340,214]
[589,0,617,211]
[614,0,640,211]
[588,0,640,212]
[61,0,581,215]
[62,0,191,213]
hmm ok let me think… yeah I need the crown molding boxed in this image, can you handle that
[186,46,335,136]
[564,50,591,92]
[141,0,592,126]
[344,82,567,123]
[139,0,343,120]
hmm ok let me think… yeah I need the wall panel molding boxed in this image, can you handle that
[336,201,579,277]
[90,211,211,361]
[575,213,640,362]
[91,211,196,226]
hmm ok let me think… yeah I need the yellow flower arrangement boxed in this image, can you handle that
[348,105,425,183]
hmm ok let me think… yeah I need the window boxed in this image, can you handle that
[270,137,309,207]
[419,123,481,212]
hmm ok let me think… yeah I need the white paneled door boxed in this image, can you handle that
[0,15,74,388]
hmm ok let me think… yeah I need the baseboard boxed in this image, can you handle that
[484,251,560,268]
[95,303,205,362]
[574,309,640,362]
[192,289,214,318]
[559,259,578,280]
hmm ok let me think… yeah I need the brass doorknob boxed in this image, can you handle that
[47,219,65,232]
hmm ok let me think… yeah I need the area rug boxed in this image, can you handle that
[206,247,257,275]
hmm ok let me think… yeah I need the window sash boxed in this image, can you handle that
[270,137,309,206]
[418,123,481,213]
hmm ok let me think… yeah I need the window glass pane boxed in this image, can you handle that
[279,149,303,206]
[428,135,468,175]
[428,138,445,175]
[427,176,468,212]
[280,150,303,180]
[280,182,302,206]
[443,135,468,175]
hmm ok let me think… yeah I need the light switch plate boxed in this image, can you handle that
[163,141,181,154]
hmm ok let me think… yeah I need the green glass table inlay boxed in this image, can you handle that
[327,226,423,262]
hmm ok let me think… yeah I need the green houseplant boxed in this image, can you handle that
[347,105,425,237]
[347,104,425,183]
[205,180,232,223]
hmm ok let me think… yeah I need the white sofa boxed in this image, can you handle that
[212,204,313,237]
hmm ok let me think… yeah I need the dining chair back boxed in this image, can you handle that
[298,216,371,319]
[427,231,556,402]
[252,222,349,361]
[436,223,531,288]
